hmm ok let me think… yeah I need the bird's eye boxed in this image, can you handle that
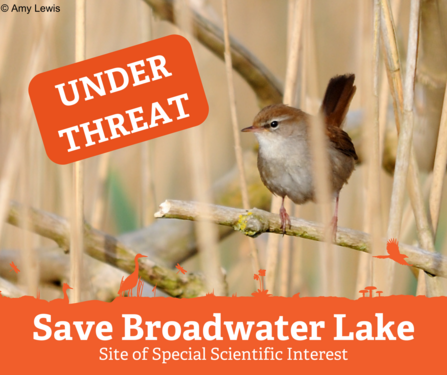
[270,121,278,128]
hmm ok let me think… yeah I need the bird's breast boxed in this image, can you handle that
[256,134,314,204]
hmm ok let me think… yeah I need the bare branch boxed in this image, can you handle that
[0,277,26,298]
[142,0,283,107]
[155,199,447,278]
[6,201,207,298]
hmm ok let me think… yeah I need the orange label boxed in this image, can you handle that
[0,296,443,374]
[29,35,209,164]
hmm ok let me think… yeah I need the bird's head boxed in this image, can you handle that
[241,104,308,145]
[135,254,147,261]
[62,283,73,292]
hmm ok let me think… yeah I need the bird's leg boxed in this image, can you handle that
[329,193,339,242]
[279,196,291,234]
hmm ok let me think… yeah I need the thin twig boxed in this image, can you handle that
[155,199,447,278]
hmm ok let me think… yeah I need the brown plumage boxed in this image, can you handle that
[242,73,357,237]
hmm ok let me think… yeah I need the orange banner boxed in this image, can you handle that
[0,295,442,374]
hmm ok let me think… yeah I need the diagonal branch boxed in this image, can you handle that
[155,199,447,278]
[0,277,26,298]
[143,0,283,107]
[6,201,206,298]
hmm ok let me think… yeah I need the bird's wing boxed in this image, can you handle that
[387,238,400,257]
[320,74,356,129]
[326,126,358,160]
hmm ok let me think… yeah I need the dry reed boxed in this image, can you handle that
[176,0,225,295]
[265,0,305,294]
[221,0,260,278]
[70,0,86,303]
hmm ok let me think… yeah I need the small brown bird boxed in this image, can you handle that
[242,74,358,238]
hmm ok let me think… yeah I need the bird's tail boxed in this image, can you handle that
[373,255,391,259]
[320,74,356,128]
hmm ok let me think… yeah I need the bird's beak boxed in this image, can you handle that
[141,255,147,258]
[241,126,262,133]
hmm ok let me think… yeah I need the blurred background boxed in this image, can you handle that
[0,0,446,300]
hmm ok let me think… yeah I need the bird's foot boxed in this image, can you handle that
[279,206,292,234]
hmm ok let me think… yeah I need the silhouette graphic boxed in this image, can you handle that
[205,290,215,297]
[232,293,237,297]
[252,269,270,297]
[359,286,383,298]
[9,262,20,273]
[152,284,157,297]
[136,278,144,297]
[117,254,147,297]
[374,238,410,265]
[52,283,72,303]
[254,274,261,290]
[252,289,272,297]
[365,286,377,297]
[176,263,187,275]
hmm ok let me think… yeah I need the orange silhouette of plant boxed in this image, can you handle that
[0,290,2,298]
[232,293,237,297]
[136,278,144,297]
[252,289,272,297]
[205,290,215,297]
[253,269,266,291]
[176,263,187,274]
[36,289,40,300]
[9,261,20,274]
[359,289,367,297]
[365,286,377,297]
[252,269,271,296]
[374,238,410,265]
[152,284,157,297]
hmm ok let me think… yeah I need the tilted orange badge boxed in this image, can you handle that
[29,35,208,164]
